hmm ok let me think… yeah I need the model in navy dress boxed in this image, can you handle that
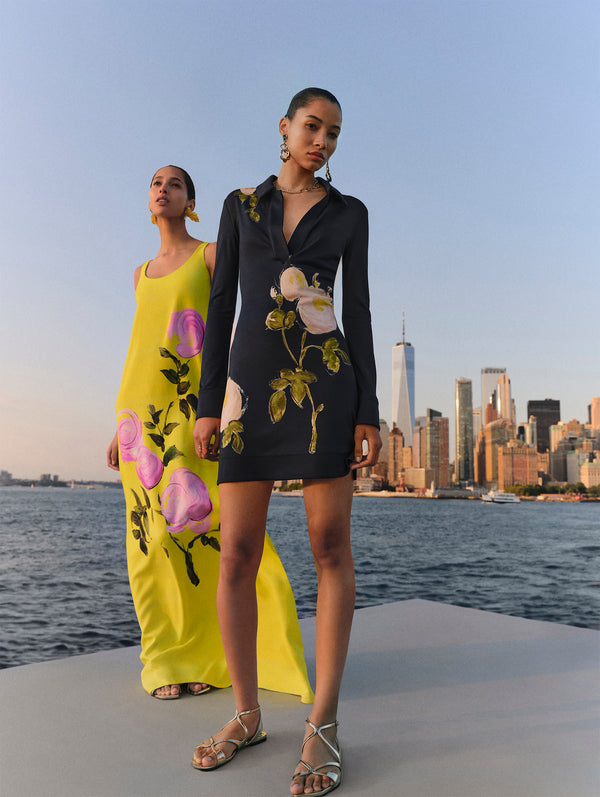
[193,88,382,797]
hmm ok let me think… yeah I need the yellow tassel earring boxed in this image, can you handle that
[185,207,200,222]
[151,212,158,224]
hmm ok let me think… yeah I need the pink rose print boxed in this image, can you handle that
[136,445,164,489]
[167,309,205,358]
[160,468,213,534]
[117,409,143,462]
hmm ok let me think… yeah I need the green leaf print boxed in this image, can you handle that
[222,420,244,454]
[163,445,183,467]
[149,432,165,451]
[159,347,179,362]
[161,369,179,384]
[269,390,287,423]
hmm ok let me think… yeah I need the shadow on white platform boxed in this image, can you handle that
[1,599,598,797]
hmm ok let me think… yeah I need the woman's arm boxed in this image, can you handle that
[341,199,380,429]
[196,195,240,419]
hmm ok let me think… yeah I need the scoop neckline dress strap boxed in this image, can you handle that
[142,241,208,280]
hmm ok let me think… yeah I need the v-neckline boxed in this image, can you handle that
[280,192,327,250]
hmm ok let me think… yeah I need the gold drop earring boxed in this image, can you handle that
[325,161,332,182]
[280,134,291,162]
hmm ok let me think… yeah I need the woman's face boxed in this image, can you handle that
[279,98,342,173]
[148,166,194,220]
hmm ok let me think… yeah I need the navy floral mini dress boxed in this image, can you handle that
[197,175,379,483]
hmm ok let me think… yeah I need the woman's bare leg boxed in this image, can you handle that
[291,473,354,795]
[193,480,273,768]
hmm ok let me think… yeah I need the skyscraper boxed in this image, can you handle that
[496,373,512,421]
[391,314,415,446]
[481,367,506,413]
[591,397,600,433]
[426,408,449,488]
[527,399,560,453]
[455,378,474,482]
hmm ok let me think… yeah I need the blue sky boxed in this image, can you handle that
[1,0,598,480]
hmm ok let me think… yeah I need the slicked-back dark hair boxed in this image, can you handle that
[285,88,341,120]
[150,165,195,200]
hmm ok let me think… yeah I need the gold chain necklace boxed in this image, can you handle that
[275,178,321,194]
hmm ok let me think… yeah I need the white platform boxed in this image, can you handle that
[1,600,598,797]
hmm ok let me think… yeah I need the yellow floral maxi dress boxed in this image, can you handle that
[116,243,313,701]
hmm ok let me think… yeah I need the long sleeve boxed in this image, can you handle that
[196,195,239,418]
[341,199,380,428]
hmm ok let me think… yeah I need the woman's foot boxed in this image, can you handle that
[192,707,266,771]
[151,684,181,700]
[187,682,211,696]
[291,719,341,796]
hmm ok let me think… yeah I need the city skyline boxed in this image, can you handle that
[1,1,597,481]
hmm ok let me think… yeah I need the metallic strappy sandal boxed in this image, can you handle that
[291,718,342,796]
[191,706,267,771]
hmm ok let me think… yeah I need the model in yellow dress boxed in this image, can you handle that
[107,166,313,702]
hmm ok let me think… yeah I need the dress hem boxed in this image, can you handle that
[217,452,353,484]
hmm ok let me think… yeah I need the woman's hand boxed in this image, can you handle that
[351,424,382,470]
[106,431,120,471]
[193,417,221,460]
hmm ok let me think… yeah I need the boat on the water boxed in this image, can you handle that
[481,490,520,504]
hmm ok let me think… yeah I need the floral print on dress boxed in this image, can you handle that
[279,267,337,334]
[235,188,260,222]
[160,468,213,535]
[159,307,204,420]
[266,266,351,454]
[167,309,205,358]
[118,309,219,584]
[220,377,247,454]
[117,408,143,462]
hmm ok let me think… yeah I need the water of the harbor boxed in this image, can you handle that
[0,486,598,669]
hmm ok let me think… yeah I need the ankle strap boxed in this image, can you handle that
[306,718,338,730]
[236,706,261,717]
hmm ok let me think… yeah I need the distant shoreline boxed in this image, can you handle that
[275,489,600,503]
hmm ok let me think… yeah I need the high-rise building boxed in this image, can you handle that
[481,367,506,412]
[472,407,482,446]
[412,418,427,469]
[590,397,600,433]
[391,315,415,446]
[455,378,474,483]
[498,440,538,490]
[496,373,512,421]
[378,420,390,464]
[527,399,560,452]
[387,427,405,486]
[426,408,449,488]
[525,415,538,449]
[475,418,514,486]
